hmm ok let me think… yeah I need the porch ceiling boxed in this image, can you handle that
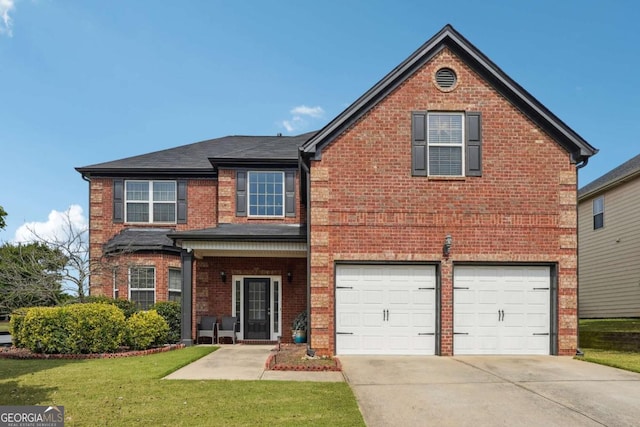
[183,240,306,258]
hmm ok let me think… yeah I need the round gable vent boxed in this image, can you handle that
[435,67,457,90]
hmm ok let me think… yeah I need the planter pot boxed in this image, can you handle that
[292,329,307,344]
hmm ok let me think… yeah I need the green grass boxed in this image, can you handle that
[577,348,640,374]
[0,321,8,333]
[579,318,640,333]
[0,346,364,426]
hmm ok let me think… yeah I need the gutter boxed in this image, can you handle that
[81,174,91,298]
[299,151,315,357]
[575,157,588,357]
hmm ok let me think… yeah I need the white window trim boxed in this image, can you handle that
[593,196,604,230]
[168,268,182,301]
[128,266,156,309]
[124,180,177,224]
[427,112,465,177]
[232,275,283,341]
[247,171,285,218]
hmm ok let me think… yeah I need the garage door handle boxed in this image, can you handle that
[533,333,550,336]
[418,333,435,336]
[454,287,469,290]
[336,332,354,335]
[533,287,550,290]
[336,286,353,289]
[454,332,469,335]
[418,287,435,290]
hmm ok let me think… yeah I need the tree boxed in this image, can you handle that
[19,210,91,301]
[0,242,67,312]
[0,205,7,230]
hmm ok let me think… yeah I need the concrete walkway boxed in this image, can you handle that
[341,355,640,427]
[164,344,344,382]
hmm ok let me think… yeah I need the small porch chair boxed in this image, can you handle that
[217,316,237,344]
[196,316,217,344]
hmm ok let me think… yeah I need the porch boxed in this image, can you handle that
[169,224,308,345]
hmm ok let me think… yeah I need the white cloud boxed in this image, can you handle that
[290,105,325,118]
[0,0,15,37]
[14,205,88,244]
[280,105,325,133]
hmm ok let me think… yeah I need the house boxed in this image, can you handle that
[76,25,597,356]
[578,154,640,318]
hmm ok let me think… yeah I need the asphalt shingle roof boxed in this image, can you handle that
[104,228,180,254]
[76,131,316,174]
[578,153,640,199]
[169,223,306,242]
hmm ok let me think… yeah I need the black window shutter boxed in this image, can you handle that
[285,171,295,217]
[236,171,247,217]
[466,112,482,177]
[177,180,187,223]
[113,179,124,223]
[412,112,427,176]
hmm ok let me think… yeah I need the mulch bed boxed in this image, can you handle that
[0,344,185,360]
[266,343,341,371]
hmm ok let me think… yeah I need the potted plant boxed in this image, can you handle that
[291,310,307,344]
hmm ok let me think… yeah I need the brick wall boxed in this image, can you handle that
[87,177,217,297]
[308,48,578,356]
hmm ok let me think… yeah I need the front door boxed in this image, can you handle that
[243,278,271,340]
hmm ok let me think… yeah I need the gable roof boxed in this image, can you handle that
[578,153,640,200]
[76,131,316,177]
[301,24,597,163]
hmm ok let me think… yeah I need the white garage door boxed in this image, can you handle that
[335,264,437,355]
[454,265,551,355]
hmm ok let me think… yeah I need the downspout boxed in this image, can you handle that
[299,152,315,357]
[81,174,91,299]
[575,156,588,356]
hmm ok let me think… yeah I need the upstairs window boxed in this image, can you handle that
[125,180,176,223]
[248,171,285,217]
[412,111,482,177]
[593,196,604,230]
[428,113,464,176]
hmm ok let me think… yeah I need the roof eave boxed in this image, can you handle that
[578,169,640,201]
[301,24,598,161]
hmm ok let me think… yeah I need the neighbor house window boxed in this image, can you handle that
[125,181,176,223]
[248,171,284,217]
[593,196,604,230]
[428,113,464,176]
[168,268,182,303]
[129,267,155,310]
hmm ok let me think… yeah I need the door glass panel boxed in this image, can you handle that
[235,280,241,320]
[249,282,267,320]
[274,281,279,333]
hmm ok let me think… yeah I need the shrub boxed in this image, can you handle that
[19,304,126,354]
[65,304,126,353]
[9,307,29,348]
[86,296,139,318]
[125,310,169,350]
[21,307,70,354]
[152,301,181,344]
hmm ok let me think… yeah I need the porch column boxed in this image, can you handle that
[181,249,194,346]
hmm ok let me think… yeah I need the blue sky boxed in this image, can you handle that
[1,1,639,242]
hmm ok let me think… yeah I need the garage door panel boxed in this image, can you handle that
[336,264,436,355]
[454,265,550,355]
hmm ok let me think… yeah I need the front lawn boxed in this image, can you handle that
[0,320,9,333]
[576,348,640,374]
[0,346,364,426]
[579,318,640,333]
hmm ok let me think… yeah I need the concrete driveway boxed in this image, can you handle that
[340,355,640,427]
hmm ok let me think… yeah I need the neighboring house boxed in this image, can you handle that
[578,154,640,318]
[76,25,597,356]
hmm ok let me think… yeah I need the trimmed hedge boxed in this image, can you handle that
[86,295,139,318]
[9,308,29,348]
[152,301,181,344]
[18,304,126,354]
[125,310,169,351]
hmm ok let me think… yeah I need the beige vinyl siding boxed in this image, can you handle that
[578,178,640,318]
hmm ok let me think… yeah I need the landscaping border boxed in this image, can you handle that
[0,343,185,360]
